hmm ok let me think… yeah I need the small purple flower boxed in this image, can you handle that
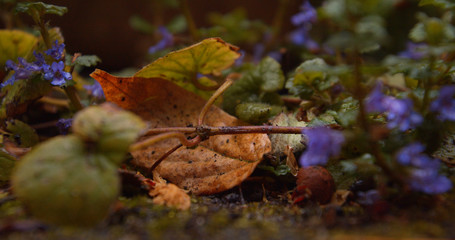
[384,98,423,131]
[409,168,452,194]
[2,58,42,88]
[291,1,317,26]
[365,82,422,131]
[43,61,72,86]
[148,26,174,54]
[56,118,73,135]
[300,126,345,167]
[45,40,65,60]
[396,143,452,194]
[234,50,245,66]
[430,85,455,121]
[398,42,428,60]
[84,80,105,99]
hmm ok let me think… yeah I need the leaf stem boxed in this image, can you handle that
[198,73,239,125]
[179,0,199,41]
[148,144,183,173]
[130,132,201,152]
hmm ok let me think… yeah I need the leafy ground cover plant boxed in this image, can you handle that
[0,0,455,238]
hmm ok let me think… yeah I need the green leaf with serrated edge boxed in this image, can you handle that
[256,57,285,92]
[419,0,455,8]
[16,2,67,19]
[235,102,272,124]
[74,55,101,67]
[134,38,240,87]
[0,30,38,68]
[0,150,15,182]
[222,57,284,115]
[0,75,52,120]
[6,120,39,147]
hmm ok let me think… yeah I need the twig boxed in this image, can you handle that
[148,144,183,173]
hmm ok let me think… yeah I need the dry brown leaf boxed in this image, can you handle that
[91,69,271,195]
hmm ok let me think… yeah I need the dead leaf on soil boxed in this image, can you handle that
[91,69,271,195]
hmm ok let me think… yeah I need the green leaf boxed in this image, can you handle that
[16,2,67,19]
[134,38,241,88]
[235,102,272,124]
[0,76,52,120]
[0,150,16,183]
[6,120,39,147]
[256,57,285,92]
[257,164,292,177]
[0,30,38,68]
[72,103,146,164]
[419,0,455,8]
[74,55,101,67]
[222,57,284,116]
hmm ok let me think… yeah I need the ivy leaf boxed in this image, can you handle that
[16,2,67,20]
[223,57,284,117]
[419,0,455,8]
[135,38,240,88]
[268,113,306,156]
[235,102,272,124]
[6,120,39,148]
[91,69,271,195]
[0,30,38,68]
[73,55,101,67]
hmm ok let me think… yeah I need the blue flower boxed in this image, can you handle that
[291,1,317,26]
[43,61,72,86]
[430,85,455,121]
[409,168,452,194]
[2,58,42,88]
[384,98,423,131]
[289,1,320,51]
[398,42,428,60]
[56,118,73,135]
[84,80,105,99]
[45,40,65,60]
[148,26,174,54]
[396,143,452,194]
[300,127,345,167]
[365,82,422,131]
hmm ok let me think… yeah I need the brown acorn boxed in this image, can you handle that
[293,166,335,205]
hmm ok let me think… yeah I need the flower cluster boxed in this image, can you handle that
[3,41,72,88]
[299,126,345,167]
[289,1,319,51]
[364,82,423,131]
[430,85,455,121]
[148,26,174,54]
[396,143,452,194]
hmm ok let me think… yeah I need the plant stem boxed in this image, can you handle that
[148,144,183,173]
[130,132,201,152]
[267,0,290,49]
[179,0,199,41]
[36,18,51,49]
[198,73,239,125]
[64,86,83,111]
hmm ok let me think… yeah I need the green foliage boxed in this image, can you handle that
[72,104,146,164]
[5,120,39,147]
[10,103,145,226]
[223,57,284,119]
[410,13,455,45]
[0,75,52,120]
[129,15,155,34]
[11,135,120,227]
[16,2,67,21]
[0,30,38,68]
[286,58,340,99]
[0,150,15,183]
[200,8,269,45]
[73,55,102,67]
[419,0,455,8]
